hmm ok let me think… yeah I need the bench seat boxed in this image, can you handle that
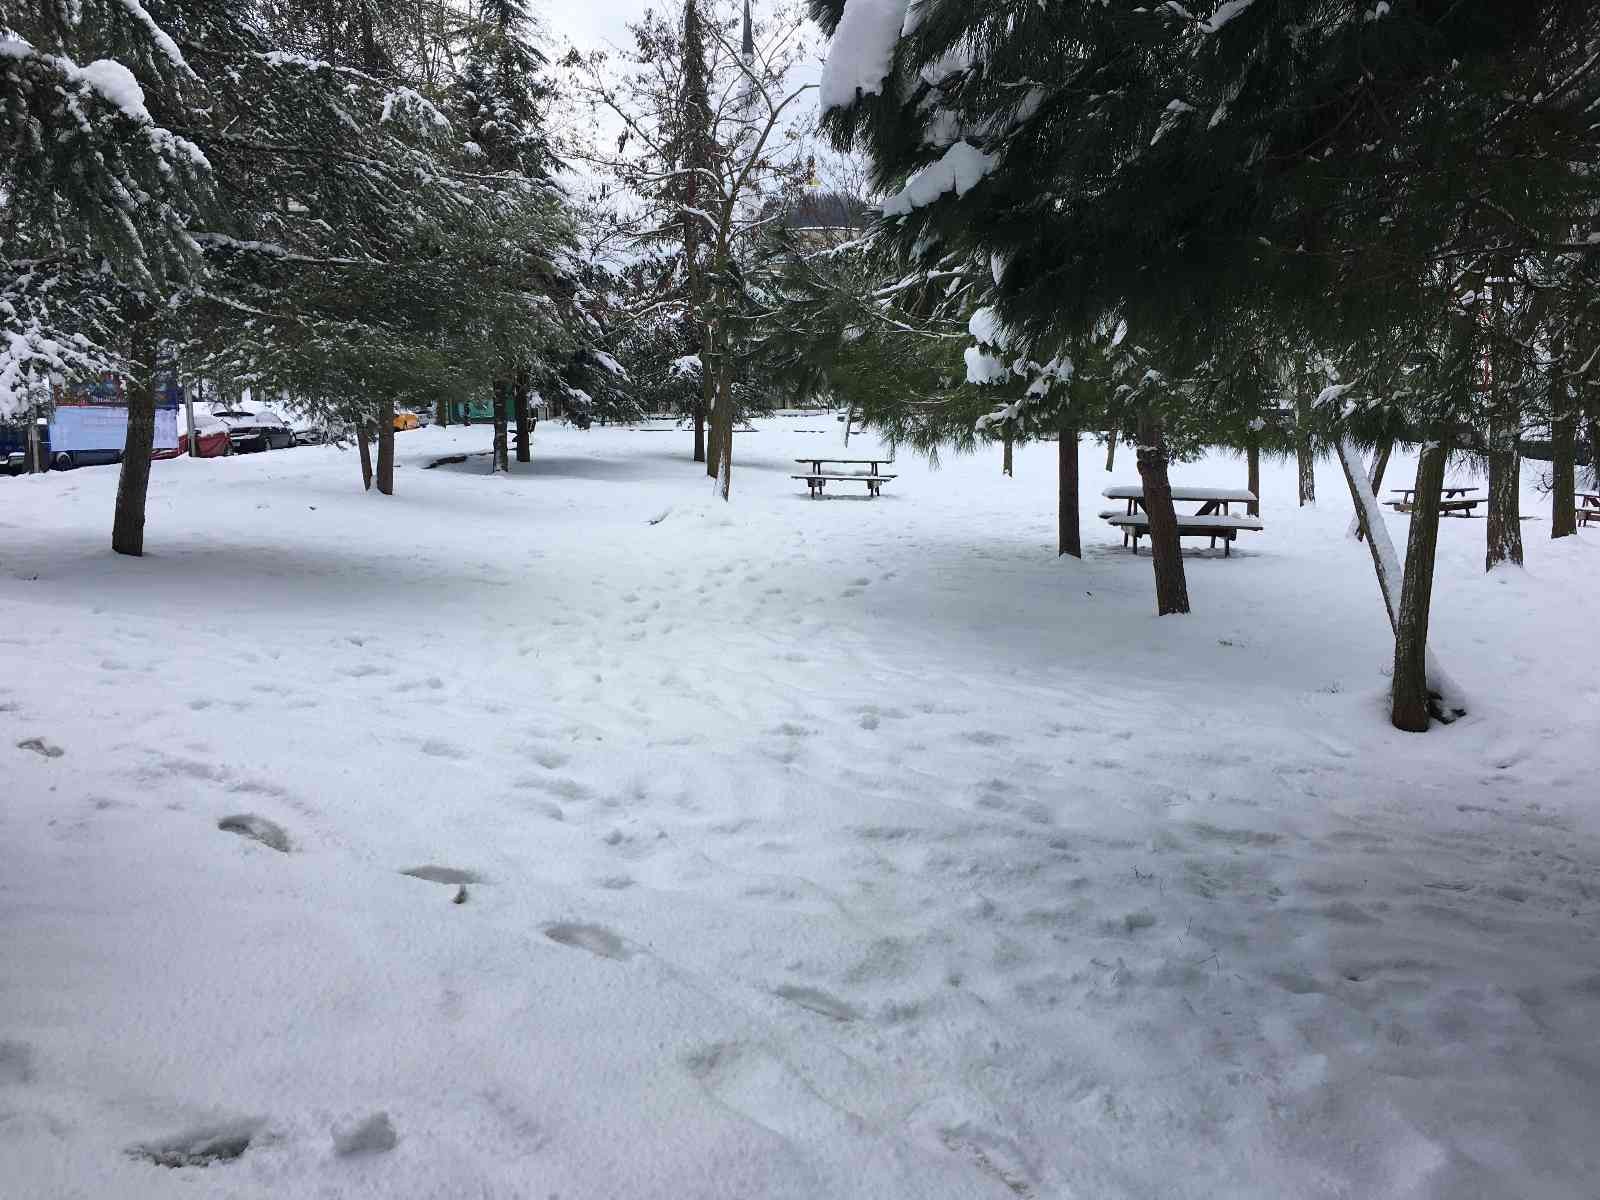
[1097,511,1263,531]
[792,472,897,498]
[1097,509,1263,557]
[792,473,897,482]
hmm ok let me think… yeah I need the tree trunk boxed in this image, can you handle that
[703,337,720,479]
[112,309,159,557]
[436,395,448,427]
[1336,438,1467,722]
[1134,407,1190,615]
[712,339,734,500]
[1485,399,1523,569]
[491,380,510,473]
[1587,411,1600,491]
[376,401,395,495]
[514,372,533,465]
[1392,441,1448,731]
[1295,373,1316,506]
[1002,429,1014,477]
[1550,377,1577,539]
[1105,430,1116,472]
[1346,439,1393,540]
[693,405,705,463]
[1246,439,1260,517]
[357,419,373,491]
[1058,421,1080,557]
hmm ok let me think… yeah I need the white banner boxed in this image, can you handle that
[51,407,178,453]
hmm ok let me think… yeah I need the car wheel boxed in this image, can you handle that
[52,451,73,470]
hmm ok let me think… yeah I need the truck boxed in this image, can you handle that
[45,374,181,470]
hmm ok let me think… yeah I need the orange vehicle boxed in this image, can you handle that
[394,409,421,432]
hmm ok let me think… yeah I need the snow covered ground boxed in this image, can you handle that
[2,417,1597,1199]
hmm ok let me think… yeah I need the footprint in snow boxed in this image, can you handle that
[0,1040,36,1084]
[543,922,632,961]
[772,984,859,1022]
[401,865,482,885]
[127,1118,265,1168]
[17,737,64,758]
[420,739,467,760]
[218,814,291,853]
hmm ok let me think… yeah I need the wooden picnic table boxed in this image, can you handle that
[1579,491,1600,527]
[1098,485,1262,556]
[1389,485,1481,516]
[791,456,897,499]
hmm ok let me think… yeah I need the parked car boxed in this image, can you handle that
[213,408,294,452]
[394,409,421,432]
[0,422,31,475]
[290,423,328,446]
[179,410,233,458]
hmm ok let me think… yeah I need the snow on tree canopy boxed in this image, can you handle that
[964,345,1009,386]
[115,0,191,73]
[967,305,1010,349]
[819,0,910,110]
[74,59,150,122]
[1199,0,1256,34]
[882,142,999,216]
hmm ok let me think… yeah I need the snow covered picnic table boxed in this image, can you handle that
[1099,484,1262,556]
[792,457,897,498]
[1389,485,1481,515]
[1577,491,1600,526]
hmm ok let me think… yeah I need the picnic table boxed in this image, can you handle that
[1579,491,1600,527]
[1389,485,1481,516]
[1098,485,1262,556]
[792,457,897,499]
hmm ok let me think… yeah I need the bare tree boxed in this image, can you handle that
[565,0,813,498]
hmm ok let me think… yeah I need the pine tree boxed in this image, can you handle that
[811,0,1600,709]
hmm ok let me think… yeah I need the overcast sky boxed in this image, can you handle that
[541,0,826,108]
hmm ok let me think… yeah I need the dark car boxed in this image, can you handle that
[0,423,30,475]
[213,408,294,452]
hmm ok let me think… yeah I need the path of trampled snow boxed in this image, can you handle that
[2,419,1597,1198]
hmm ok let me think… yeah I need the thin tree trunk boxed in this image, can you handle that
[713,337,734,500]
[1550,371,1577,539]
[1587,411,1600,491]
[376,401,395,495]
[514,371,534,465]
[1058,420,1080,557]
[1246,439,1260,517]
[1336,438,1466,722]
[1105,430,1116,472]
[112,308,158,557]
[357,419,373,491]
[703,340,719,478]
[1134,407,1190,615]
[1485,398,1523,569]
[1295,370,1316,506]
[491,380,510,473]
[436,395,448,427]
[1346,439,1393,540]
[1002,429,1014,477]
[693,404,705,463]
[1392,441,1448,731]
